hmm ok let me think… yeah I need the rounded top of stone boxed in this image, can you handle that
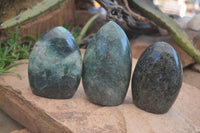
[153,41,176,53]
[103,21,123,31]
[151,41,180,67]
[96,21,128,44]
[40,26,73,42]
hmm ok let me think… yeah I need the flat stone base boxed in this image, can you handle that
[0,56,200,133]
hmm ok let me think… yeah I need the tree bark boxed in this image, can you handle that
[96,0,155,32]
[96,0,137,32]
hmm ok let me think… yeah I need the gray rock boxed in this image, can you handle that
[83,21,132,106]
[187,13,200,31]
[174,16,191,29]
[132,42,182,114]
[28,26,82,99]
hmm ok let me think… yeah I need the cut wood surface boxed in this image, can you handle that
[0,0,75,40]
[1,0,66,29]
[0,50,200,133]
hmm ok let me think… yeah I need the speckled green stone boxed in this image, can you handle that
[83,21,132,106]
[28,26,82,99]
[132,42,182,114]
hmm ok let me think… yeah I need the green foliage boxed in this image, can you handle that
[76,14,99,45]
[0,0,66,29]
[64,15,99,45]
[129,0,200,63]
[22,27,40,42]
[64,19,81,42]
[72,23,81,40]
[0,14,98,79]
[0,26,35,79]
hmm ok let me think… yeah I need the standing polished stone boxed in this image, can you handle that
[83,21,132,106]
[28,26,82,99]
[132,42,182,114]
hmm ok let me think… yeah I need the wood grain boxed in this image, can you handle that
[0,0,76,40]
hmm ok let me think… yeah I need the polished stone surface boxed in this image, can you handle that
[83,21,132,106]
[132,42,182,114]
[28,26,82,99]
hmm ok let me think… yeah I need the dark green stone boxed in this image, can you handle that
[28,26,82,99]
[83,21,132,106]
[132,42,182,114]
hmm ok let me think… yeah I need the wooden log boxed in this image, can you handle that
[0,0,76,40]
[11,129,31,133]
[0,50,200,133]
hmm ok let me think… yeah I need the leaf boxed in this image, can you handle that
[0,0,66,29]
[129,0,200,63]
[4,62,27,71]
[0,70,22,79]
[76,14,99,45]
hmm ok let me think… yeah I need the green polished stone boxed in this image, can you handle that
[28,26,82,99]
[83,21,132,106]
[132,42,182,114]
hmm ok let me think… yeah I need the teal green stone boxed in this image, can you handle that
[83,21,132,106]
[28,26,82,99]
[132,42,182,114]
